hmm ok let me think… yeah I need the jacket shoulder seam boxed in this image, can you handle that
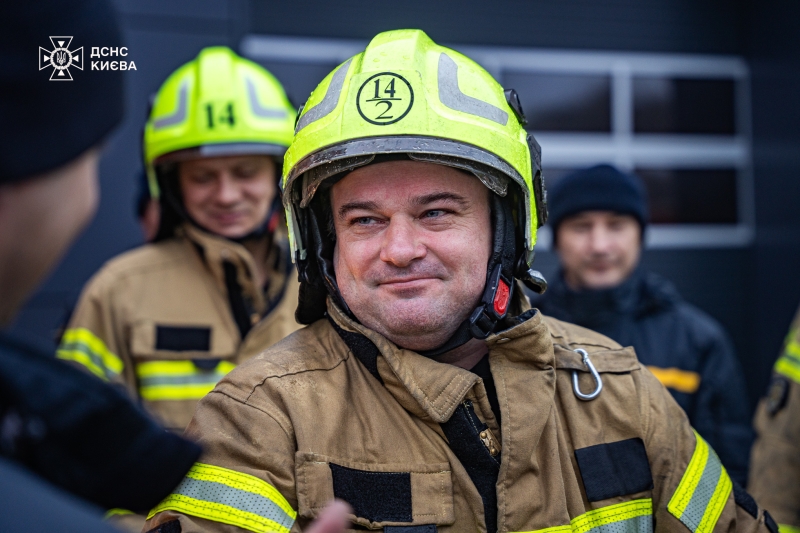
[207,388,294,440]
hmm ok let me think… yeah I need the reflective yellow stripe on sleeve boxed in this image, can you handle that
[668,431,732,533]
[148,463,296,533]
[774,337,800,384]
[779,525,800,533]
[136,360,236,401]
[513,498,653,533]
[56,328,124,381]
[646,366,701,394]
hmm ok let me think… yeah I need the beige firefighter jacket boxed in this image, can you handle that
[57,223,301,432]
[144,297,772,533]
[749,306,800,533]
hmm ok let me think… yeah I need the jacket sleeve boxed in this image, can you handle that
[748,311,800,533]
[639,366,776,533]
[142,387,302,533]
[690,320,754,486]
[56,270,133,396]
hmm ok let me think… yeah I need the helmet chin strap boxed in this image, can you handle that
[226,195,281,244]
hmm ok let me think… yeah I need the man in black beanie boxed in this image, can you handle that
[0,0,201,530]
[532,164,754,485]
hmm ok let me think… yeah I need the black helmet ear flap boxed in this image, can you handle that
[527,134,548,229]
[308,205,351,315]
[294,198,352,324]
[468,194,517,339]
[294,206,327,324]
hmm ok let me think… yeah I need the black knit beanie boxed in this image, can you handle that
[0,0,124,184]
[548,164,648,240]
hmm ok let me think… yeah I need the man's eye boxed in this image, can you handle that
[423,209,447,218]
[608,220,627,231]
[235,167,257,178]
[352,217,376,225]
[190,174,214,184]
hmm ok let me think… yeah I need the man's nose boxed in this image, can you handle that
[589,225,613,253]
[213,173,240,204]
[379,216,426,267]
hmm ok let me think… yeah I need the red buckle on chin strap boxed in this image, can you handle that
[493,278,510,316]
[267,210,280,232]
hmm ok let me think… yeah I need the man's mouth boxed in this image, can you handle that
[380,276,435,287]
[211,211,245,224]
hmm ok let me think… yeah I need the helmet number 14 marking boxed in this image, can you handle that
[205,102,236,129]
[356,72,413,126]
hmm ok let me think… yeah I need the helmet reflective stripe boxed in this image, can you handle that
[152,81,188,130]
[246,78,290,119]
[295,58,352,133]
[438,53,508,125]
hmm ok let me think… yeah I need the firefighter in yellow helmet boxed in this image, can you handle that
[144,30,775,533]
[749,305,800,533]
[57,46,301,433]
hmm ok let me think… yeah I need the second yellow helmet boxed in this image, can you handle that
[143,46,296,198]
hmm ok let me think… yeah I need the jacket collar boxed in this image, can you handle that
[543,267,679,329]
[180,223,291,315]
[326,291,555,423]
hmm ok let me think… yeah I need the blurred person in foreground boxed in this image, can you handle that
[57,47,302,434]
[0,13,345,533]
[144,29,773,533]
[749,304,800,533]
[532,164,753,484]
[0,0,202,529]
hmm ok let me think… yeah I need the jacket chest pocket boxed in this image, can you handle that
[295,452,454,531]
[130,322,236,403]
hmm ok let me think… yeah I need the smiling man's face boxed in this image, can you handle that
[178,155,276,239]
[330,160,492,351]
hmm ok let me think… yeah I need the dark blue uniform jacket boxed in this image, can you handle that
[531,269,753,485]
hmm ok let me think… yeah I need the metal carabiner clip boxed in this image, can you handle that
[572,348,603,401]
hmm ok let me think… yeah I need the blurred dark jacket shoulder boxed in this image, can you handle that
[531,268,753,485]
[0,331,201,514]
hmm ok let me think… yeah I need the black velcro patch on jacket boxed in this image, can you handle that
[146,519,181,533]
[385,526,437,532]
[574,438,654,502]
[733,480,758,518]
[155,326,211,352]
[329,463,411,522]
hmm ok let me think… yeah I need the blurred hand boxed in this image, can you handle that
[305,500,351,533]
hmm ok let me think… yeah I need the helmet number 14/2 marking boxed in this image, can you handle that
[356,72,414,126]
[206,102,236,129]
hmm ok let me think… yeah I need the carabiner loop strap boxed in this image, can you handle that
[572,348,603,401]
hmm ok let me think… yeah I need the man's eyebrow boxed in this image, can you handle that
[337,200,379,219]
[413,192,470,207]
